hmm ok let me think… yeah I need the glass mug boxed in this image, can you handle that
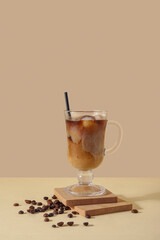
[64,110,122,196]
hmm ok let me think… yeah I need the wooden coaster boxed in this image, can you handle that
[54,187,117,206]
[73,198,132,216]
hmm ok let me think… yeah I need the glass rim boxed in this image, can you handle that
[64,110,108,113]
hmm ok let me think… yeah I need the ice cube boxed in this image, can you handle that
[67,125,82,143]
[81,115,95,121]
[81,115,95,127]
[93,113,103,120]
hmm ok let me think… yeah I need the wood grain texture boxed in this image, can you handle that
[54,187,117,206]
[73,198,132,216]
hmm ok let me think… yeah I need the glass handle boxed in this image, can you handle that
[105,120,123,154]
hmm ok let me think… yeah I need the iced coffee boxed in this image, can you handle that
[66,115,107,171]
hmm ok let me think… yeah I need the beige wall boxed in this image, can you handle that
[0,0,160,177]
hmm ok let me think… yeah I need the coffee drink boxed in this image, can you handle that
[66,115,107,171]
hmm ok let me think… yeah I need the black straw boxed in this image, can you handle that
[64,92,71,118]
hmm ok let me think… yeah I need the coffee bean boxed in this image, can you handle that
[44,217,49,222]
[25,200,31,204]
[57,222,64,227]
[18,210,24,214]
[37,207,42,212]
[86,214,91,218]
[27,209,31,213]
[29,205,35,210]
[131,209,138,213]
[49,204,55,209]
[65,206,71,210]
[58,210,64,214]
[52,195,57,199]
[48,213,54,217]
[13,203,19,206]
[43,204,49,209]
[72,211,79,215]
[83,222,89,226]
[44,196,48,200]
[54,200,59,204]
[53,209,58,214]
[68,213,73,218]
[43,213,49,217]
[35,208,40,212]
[30,209,35,214]
[54,204,59,209]
[37,202,42,206]
[59,203,64,208]
[52,224,57,228]
[31,200,37,205]
[47,199,52,205]
[67,221,74,226]
[42,205,48,211]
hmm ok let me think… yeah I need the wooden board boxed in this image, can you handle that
[73,198,132,216]
[54,187,117,206]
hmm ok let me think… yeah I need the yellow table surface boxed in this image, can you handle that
[0,178,160,240]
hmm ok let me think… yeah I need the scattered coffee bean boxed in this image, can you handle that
[18,210,24,214]
[42,206,48,212]
[37,207,42,212]
[59,203,64,208]
[31,200,37,205]
[44,217,49,222]
[68,213,73,218]
[25,200,31,204]
[52,224,57,228]
[48,213,54,217]
[13,203,19,206]
[58,210,64,214]
[57,222,64,227]
[54,200,59,204]
[53,210,58,215]
[83,222,89,226]
[49,204,55,209]
[67,221,74,226]
[37,202,42,206]
[44,205,49,209]
[27,209,30,213]
[44,196,48,200]
[65,206,71,210]
[52,195,57,199]
[43,213,49,217]
[30,209,35,214]
[35,208,39,212]
[72,211,79,215]
[29,205,35,210]
[54,204,59,209]
[86,214,91,218]
[47,199,52,205]
[131,209,138,213]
